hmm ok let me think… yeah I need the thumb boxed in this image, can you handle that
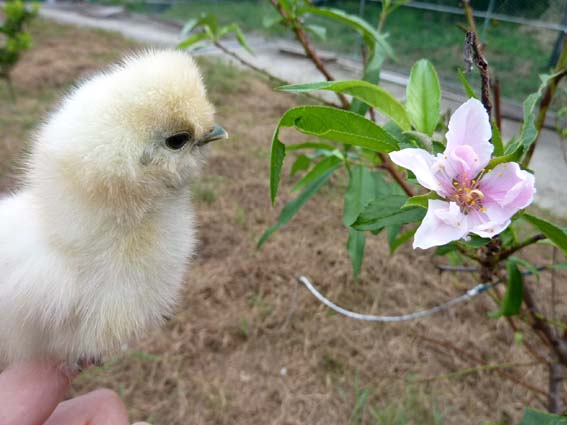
[0,361,77,425]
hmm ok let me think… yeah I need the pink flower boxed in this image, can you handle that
[390,98,536,249]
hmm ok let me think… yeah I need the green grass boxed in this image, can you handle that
[339,375,446,425]
[143,0,557,103]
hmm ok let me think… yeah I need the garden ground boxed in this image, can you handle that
[1,19,566,425]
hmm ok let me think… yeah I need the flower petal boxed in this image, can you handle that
[445,98,493,171]
[464,209,511,239]
[389,148,441,192]
[480,162,536,223]
[413,200,469,249]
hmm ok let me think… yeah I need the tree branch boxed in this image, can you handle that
[498,234,546,261]
[379,153,415,197]
[465,31,491,118]
[269,0,350,109]
[549,363,565,414]
[415,333,548,403]
[523,284,567,366]
[213,40,340,108]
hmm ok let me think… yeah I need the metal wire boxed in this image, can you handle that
[298,276,500,322]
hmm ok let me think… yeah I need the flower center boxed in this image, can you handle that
[451,172,487,215]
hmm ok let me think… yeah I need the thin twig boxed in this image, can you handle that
[368,106,415,197]
[415,333,548,402]
[413,361,539,383]
[436,265,479,273]
[549,363,565,413]
[551,247,558,324]
[462,0,480,41]
[462,1,492,117]
[499,234,546,261]
[269,0,350,109]
[213,40,340,108]
[504,315,551,365]
[379,154,415,197]
[465,31,491,118]
[523,284,567,366]
[522,33,567,168]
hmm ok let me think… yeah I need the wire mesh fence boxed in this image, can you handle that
[83,0,566,104]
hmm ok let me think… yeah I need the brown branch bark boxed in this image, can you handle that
[462,1,492,118]
[380,154,415,197]
[498,234,546,261]
[213,41,340,108]
[549,363,565,414]
[523,284,567,366]
[269,0,350,109]
[465,31,491,119]
[368,107,415,197]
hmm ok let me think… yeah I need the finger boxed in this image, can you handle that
[43,389,130,425]
[0,361,77,425]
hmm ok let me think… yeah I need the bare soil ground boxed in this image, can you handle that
[1,20,566,425]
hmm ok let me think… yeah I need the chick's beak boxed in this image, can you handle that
[195,124,228,147]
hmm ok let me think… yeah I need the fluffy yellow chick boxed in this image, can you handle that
[0,50,227,365]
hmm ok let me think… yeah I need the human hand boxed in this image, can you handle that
[0,361,150,425]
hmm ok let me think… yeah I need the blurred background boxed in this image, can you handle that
[2,1,567,424]
[81,0,567,102]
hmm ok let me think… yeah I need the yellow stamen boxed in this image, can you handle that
[470,189,484,199]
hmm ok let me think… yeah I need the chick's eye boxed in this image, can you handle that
[165,132,192,150]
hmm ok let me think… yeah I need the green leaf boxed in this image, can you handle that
[279,80,410,130]
[402,192,439,209]
[519,408,567,425]
[220,23,254,54]
[347,228,366,279]
[352,195,426,231]
[343,166,388,226]
[300,6,394,59]
[509,256,541,280]
[387,224,401,247]
[274,106,399,152]
[262,15,283,29]
[486,146,524,169]
[258,168,336,248]
[305,24,327,41]
[523,214,567,258]
[551,262,567,270]
[519,92,539,152]
[290,154,311,177]
[518,73,558,154]
[350,48,385,116]
[403,131,432,150]
[184,14,219,38]
[463,235,491,248]
[181,18,198,36]
[269,137,286,205]
[292,155,342,192]
[497,261,524,317]
[286,142,335,151]
[457,68,477,99]
[491,120,504,157]
[177,32,210,49]
[389,228,416,254]
[406,59,441,137]
[278,0,293,15]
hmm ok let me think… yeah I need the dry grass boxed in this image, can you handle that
[1,19,566,425]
